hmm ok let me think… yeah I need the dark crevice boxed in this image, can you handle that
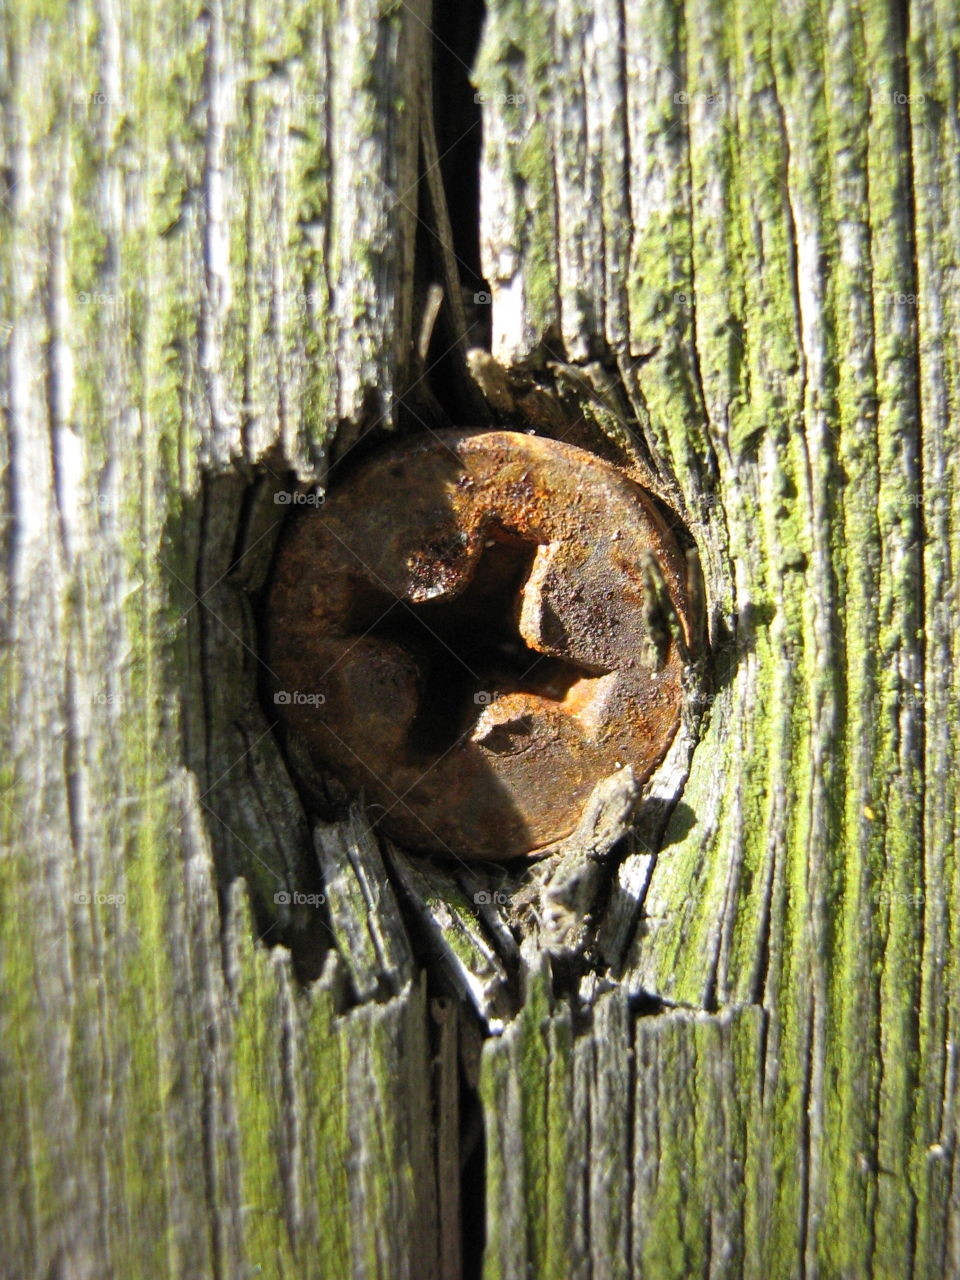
[418,0,490,427]
[431,4,486,290]
[387,852,496,1280]
[458,1083,487,1280]
[419,9,491,1273]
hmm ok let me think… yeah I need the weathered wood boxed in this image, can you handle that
[2,0,959,1277]
[472,0,960,1275]
[315,808,414,1000]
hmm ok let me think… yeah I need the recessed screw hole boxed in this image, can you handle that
[370,533,600,756]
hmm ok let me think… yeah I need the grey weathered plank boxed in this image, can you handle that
[0,1,440,1277]
[471,0,960,1275]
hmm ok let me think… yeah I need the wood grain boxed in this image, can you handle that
[1,0,958,1277]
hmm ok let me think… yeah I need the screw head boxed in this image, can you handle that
[264,430,693,861]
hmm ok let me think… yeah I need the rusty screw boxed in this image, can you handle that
[264,430,693,861]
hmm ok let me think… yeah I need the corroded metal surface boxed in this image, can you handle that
[264,430,692,861]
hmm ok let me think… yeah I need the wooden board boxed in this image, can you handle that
[1,0,958,1276]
